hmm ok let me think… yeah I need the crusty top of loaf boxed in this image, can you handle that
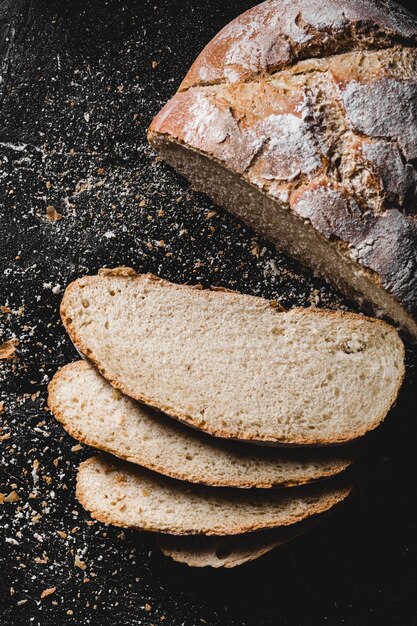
[150,42,417,321]
[180,0,417,90]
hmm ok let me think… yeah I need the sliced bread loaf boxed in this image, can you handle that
[148,0,417,339]
[61,269,405,445]
[156,518,320,568]
[49,361,354,488]
[76,455,351,535]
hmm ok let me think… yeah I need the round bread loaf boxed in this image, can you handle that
[149,0,417,340]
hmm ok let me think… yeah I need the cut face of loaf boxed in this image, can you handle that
[76,455,351,535]
[157,518,321,568]
[148,0,417,340]
[48,361,355,488]
[60,270,405,445]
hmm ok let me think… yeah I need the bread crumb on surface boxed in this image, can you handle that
[46,205,62,222]
[4,490,20,503]
[0,339,18,359]
[74,555,87,570]
[40,587,57,599]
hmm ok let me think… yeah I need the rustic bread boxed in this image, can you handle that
[48,361,354,488]
[76,455,351,535]
[157,518,320,568]
[148,0,417,340]
[61,270,405,446]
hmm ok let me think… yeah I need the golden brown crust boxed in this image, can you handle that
[149,5,417,334]
[60,272,405,446]
[148,134,417,340]
[97,266,139,277]
[75,455,352,536]
[179,0,417,90]
[149,68,417,325]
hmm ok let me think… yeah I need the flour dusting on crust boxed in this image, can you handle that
[180,0,417,90]
[361,140,417,210]
[338,78,417,161]
[249,113,323,182]
[149,0,417,332]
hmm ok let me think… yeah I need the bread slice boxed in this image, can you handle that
[156,518,320,568]
[157,533,281,568]
[61,269,405,446]
[76,455,351,535]
[49,361,355,488]
[148,0,417,340]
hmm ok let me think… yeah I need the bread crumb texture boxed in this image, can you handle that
[48,360,356,487]
[61,272,404,445]
[76,455,352,535]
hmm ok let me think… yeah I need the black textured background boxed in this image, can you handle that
[1,1,417,625]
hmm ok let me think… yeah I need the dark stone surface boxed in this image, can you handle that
[0,1,416,624]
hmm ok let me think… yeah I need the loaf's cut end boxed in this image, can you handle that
[149,0,417,340]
